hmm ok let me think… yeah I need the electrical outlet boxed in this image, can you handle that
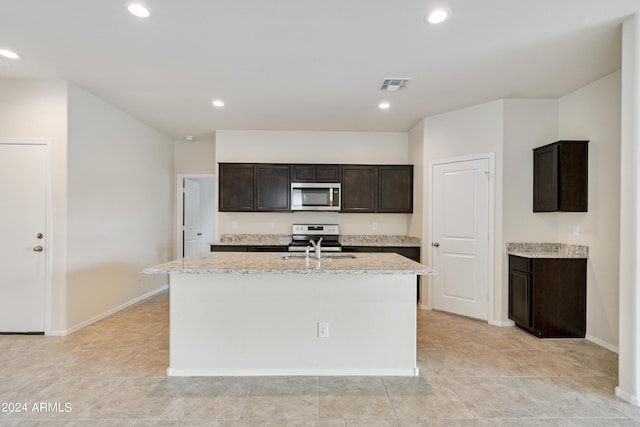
[372,222,378,230]
[318,322,329,338]
[269,222,275,230]
[232,221,238,229]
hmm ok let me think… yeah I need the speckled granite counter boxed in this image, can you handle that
[214,234,291,246]
[213,234,421,247]
[339,234,421,247]
[144,252,434,275]
[507,243,589,259]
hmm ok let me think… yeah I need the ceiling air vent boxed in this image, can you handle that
[380,78,411,91]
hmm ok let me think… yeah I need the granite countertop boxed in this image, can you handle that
[507,242,589,259]
[213,234,422,247]
[144,252,436,275]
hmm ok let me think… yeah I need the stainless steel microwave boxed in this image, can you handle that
[291,183,341,211]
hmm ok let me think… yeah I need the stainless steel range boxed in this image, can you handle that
[288,224,341,253]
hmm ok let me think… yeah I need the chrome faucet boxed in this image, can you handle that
[309,237,323,259]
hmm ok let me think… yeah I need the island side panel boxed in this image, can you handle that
[168,272,417,376]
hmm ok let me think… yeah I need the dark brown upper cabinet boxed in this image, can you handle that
[219,162,413,213]
[254,164,291,211]
[219,163,254,211]
[341,165,378,212]
[219,163,290,212]
[533,140,588,212]
[291,164,340,182]
[378,166,413,213]
[341,165,413,213]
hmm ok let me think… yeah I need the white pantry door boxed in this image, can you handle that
[183,179,201,257]
[431,157,490,320]
[0,142,48,332]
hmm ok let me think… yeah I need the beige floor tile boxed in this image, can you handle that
[382,377,473,419]
[242,377,318,420]
[318,378,395,419]
[442,377,551,419]
[2,291,638,426]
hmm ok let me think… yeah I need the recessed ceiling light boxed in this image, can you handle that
[426,9,448,24]
[0,49,20,59]
[212,100,225,108]
[127,2,150,18]
[378,102,390,110]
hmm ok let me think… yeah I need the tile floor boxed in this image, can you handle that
[1,290,639,426]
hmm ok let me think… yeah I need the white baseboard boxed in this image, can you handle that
[418,303,431,310]
[491,319,515,327]
[167,367,419,377]
[586,333,619,354]
[616,386,640,406]
[46,285,169,336]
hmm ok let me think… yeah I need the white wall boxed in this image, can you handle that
[557,71,622,349]
[214,130,411,236]
[66,83,174,331]
[175,139,215,175]
[0,79,69,332]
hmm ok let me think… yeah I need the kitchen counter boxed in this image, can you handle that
[144,252,433,377]
[507,242,589,259]
[213,233,422,247]
[144,252,434,275]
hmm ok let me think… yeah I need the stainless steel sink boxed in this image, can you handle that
[281,254,356,260]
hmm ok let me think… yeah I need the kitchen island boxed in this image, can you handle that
[144,252,435,377]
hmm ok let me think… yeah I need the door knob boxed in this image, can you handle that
[432,242,440,247]
[33,246,44,252]
[36,233,44,239]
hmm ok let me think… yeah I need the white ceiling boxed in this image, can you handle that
[1,1,638,140]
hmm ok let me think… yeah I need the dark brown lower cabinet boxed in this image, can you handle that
[508,255,586,338]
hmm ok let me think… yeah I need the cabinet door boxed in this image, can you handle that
[341,165,377,212]
[558,142,588,212]
[292,165,340,182]
[254,164,291,211]
[533,144,558,212]
[378,166,413,213]
[509,269,532,327]
[219,164,254,212]
[291,165,316,182]
[316,165,340,182]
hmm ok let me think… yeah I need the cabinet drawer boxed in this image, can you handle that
[509,255,532,272]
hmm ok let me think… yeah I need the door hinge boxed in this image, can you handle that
[484,171,490,180]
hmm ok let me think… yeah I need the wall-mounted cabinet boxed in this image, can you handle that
[341,165,377,212]
[219,163,291,212]
[291,164,340,182]
[533,140,588,212]
[341,165,413,213]
[219,162,413,213]
[219,163,254,212]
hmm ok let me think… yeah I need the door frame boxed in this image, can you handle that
[0,139,53,334]
[175,174,216,259]
[427,152,495,324]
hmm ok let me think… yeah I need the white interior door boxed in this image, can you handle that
[183,179,201,257]
[431,157,490,320]
[0,142,47,332]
